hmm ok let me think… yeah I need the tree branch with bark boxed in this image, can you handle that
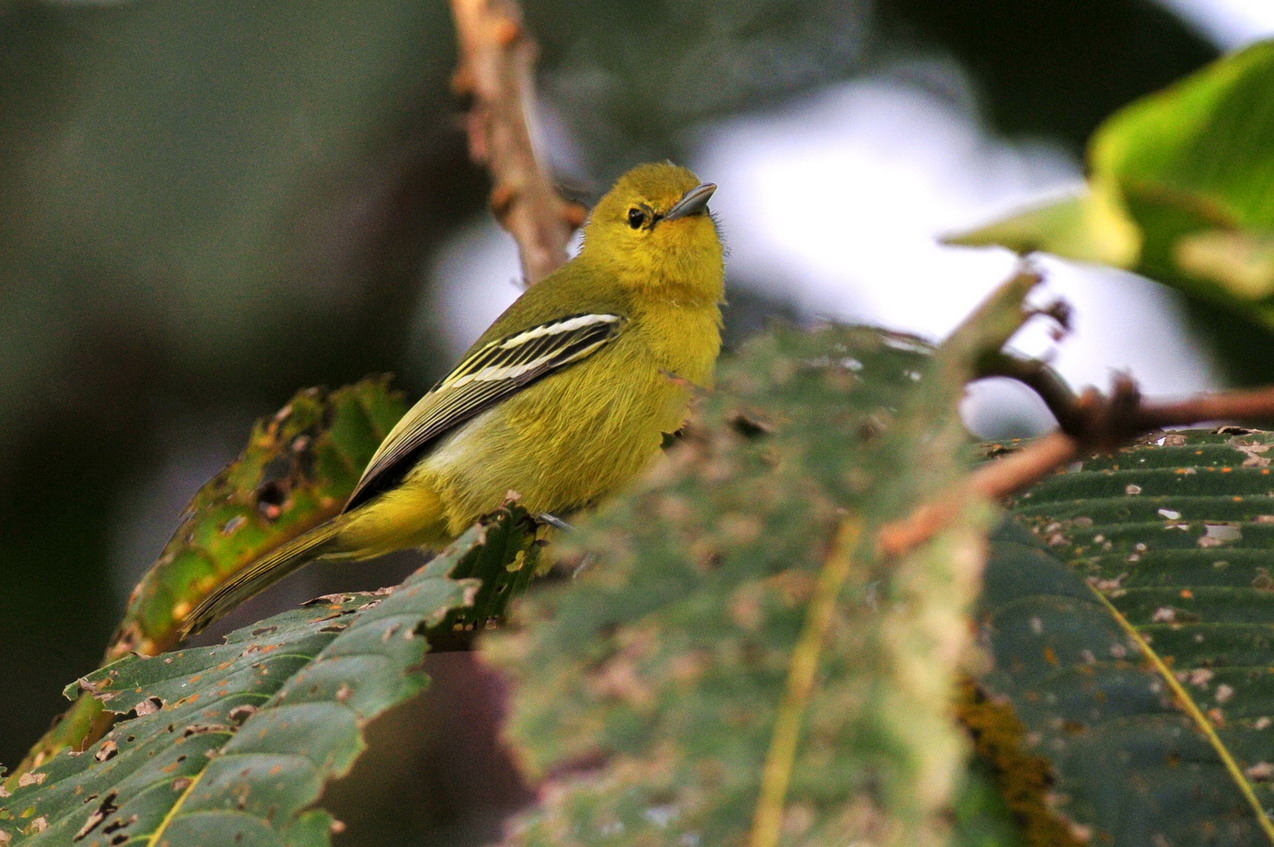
[449,0,586,285]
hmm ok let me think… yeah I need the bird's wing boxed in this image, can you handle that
[344,312,627,510]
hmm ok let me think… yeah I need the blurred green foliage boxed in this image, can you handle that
[953,41,1274,340]
[489,318,1009,846]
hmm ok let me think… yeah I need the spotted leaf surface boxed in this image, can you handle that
[112,376,408,659]
[0,510,537,847]
[980,429,1274,845]
[487,314,1023,847]
[8,378,409,792]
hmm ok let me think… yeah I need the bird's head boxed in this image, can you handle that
[581,162,725,304]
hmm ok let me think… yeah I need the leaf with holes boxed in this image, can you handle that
[114,376,408,660]
[976,428,1274,845]
[8,377,410,790]
[0,509,537,847]
[486,283,1031,847]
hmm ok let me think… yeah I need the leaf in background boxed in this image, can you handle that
[0,510,537,847]
[948,39,1274,329]
[7,377,408,789]
[486,303,1022,846]
[946,185,1140,268]
[977,429,1274,844]
[111,376,407,660]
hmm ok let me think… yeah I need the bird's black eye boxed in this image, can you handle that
[627,208,648,229]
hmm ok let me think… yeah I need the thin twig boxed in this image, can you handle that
[449,0,585,284]
[1134,385,1274,431]
[976,351,1081,433]
[877,433,1079,557]
[880,376,1274,558]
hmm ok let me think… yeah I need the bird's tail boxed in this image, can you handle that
[179,514,354,639]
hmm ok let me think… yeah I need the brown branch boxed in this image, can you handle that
[877,432,1080,557]
[976,351,1081,432]
[449,0,586,284]
[879,376,1274,558]
[1131,384,1274,431]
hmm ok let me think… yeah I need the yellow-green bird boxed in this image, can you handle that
[181,162,725,636]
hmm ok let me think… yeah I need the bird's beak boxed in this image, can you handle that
[663,182,716,221]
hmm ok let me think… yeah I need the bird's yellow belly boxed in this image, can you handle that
[361,299,720,544]
[418,350,691,534]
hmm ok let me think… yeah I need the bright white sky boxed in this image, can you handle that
[1159,0,1274,46]
[422,0,1274,434]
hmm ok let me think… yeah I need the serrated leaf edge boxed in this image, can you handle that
[137,570,467,844]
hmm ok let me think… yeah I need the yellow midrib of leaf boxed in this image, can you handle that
[143,769,205,846]
[1088,586,1274,843]
[748,519,862,847]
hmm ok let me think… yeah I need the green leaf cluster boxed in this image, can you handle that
[950,39,1274,331]
[10,317,1274,845]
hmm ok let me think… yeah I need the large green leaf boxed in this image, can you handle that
[978,429,1274,845]
[950,40,1274,329]
[0,509,537,847]
[486,278,1031,847]
[113,377,408,659]
[9,378,409,786]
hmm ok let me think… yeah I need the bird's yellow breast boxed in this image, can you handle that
[418,299,720,535]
